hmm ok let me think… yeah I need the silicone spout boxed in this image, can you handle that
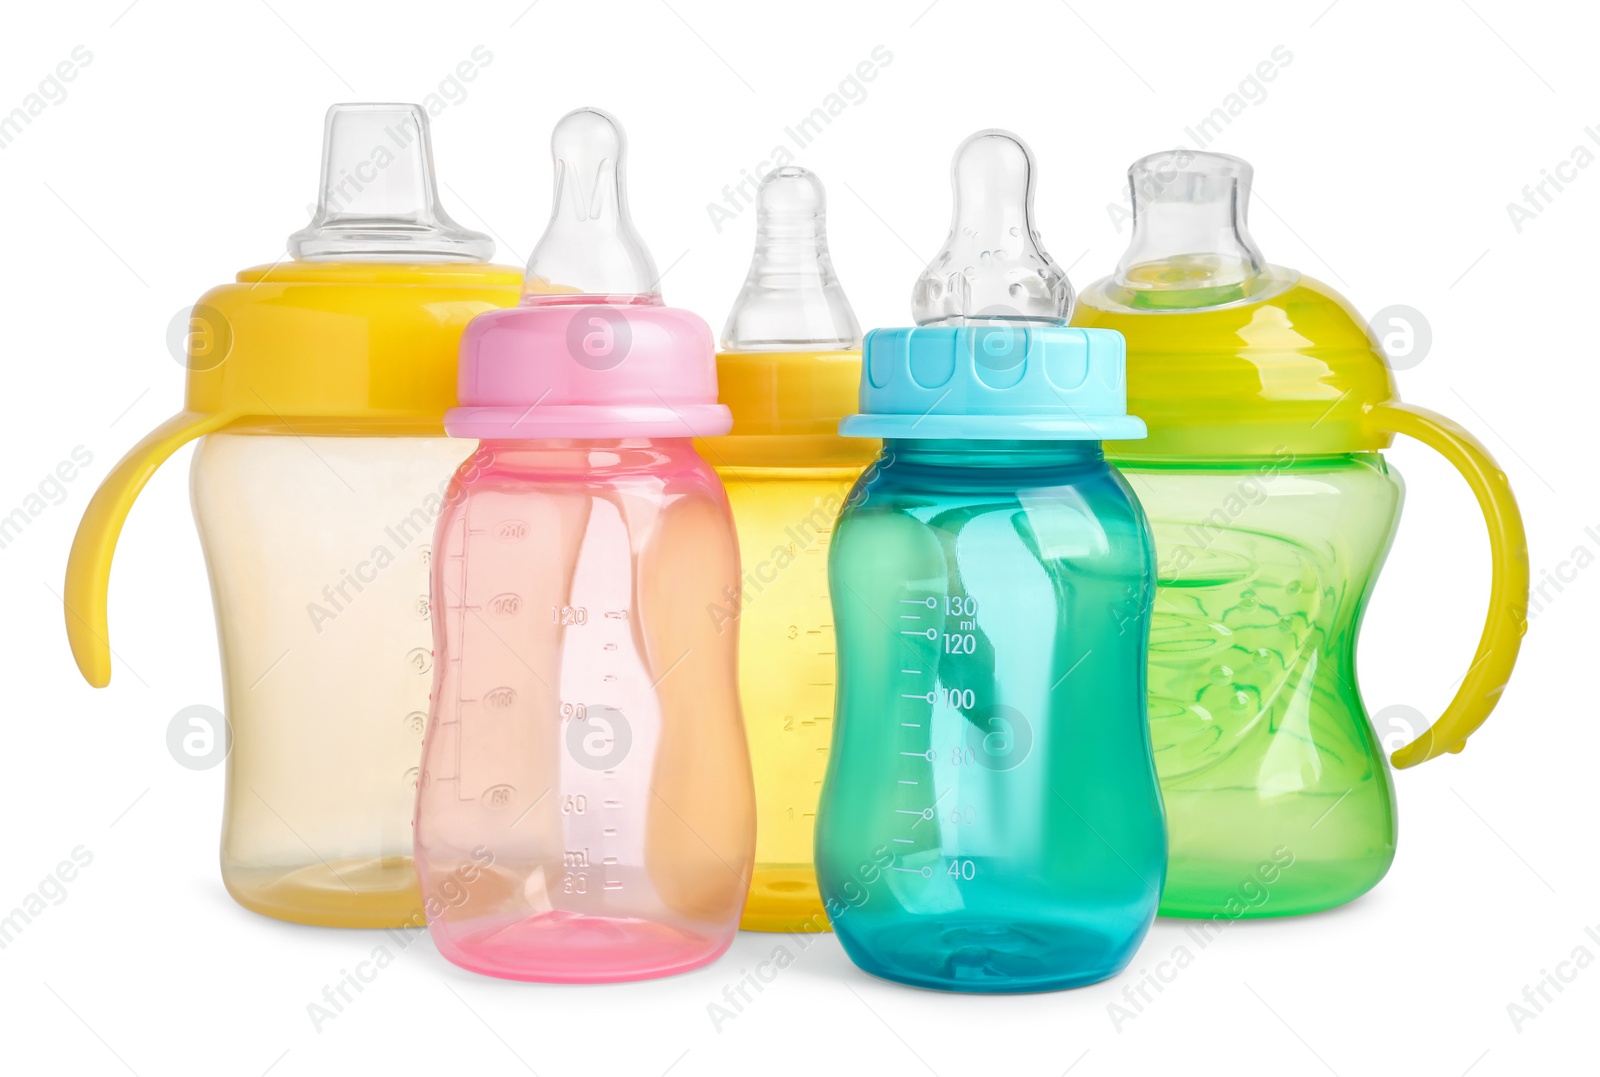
[912,129,1070,326]
[721,167,860,351]
[524,107,661,304]
[1112,150,1270,309]
[288,103,493,262]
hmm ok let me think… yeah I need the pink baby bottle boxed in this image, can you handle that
[413,108,755,982]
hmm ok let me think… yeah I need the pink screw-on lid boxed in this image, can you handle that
[445,108,731,440]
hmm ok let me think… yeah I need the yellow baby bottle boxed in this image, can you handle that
[63,104,522,927]
[697,166,876,932]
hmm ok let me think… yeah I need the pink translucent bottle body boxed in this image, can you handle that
[417,440,751,981]
[413,108,754,982]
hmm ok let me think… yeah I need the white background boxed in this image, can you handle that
[1,1,1594,1074]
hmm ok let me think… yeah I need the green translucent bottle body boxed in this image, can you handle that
[817,440,1164,992]
[1122,452,1404,918]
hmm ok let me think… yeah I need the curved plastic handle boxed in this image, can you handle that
[1364,401,1529,768]
[65,410,236,687]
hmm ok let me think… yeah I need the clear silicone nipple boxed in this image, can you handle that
[288,103,493,262]
[912,130,1070,326]
[721,167,860,351]
[524,107,661,304]
[1112,150,1273,309]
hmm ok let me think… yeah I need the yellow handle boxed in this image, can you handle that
[65,410,237,687]
[1364,401,1529,768]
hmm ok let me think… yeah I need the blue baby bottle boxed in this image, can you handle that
[814,130,1166,993]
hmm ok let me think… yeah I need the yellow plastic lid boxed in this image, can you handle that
[1074,272,1398,457]
[189,260,522,432]
[701,349,877,468]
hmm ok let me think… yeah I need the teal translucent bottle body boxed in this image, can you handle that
[817,439,1165,992]
[1126,454,1403,917]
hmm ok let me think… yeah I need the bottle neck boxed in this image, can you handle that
[475,437,701,476]
[883,438,1104,469]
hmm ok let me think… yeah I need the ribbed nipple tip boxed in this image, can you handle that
[758,167,825,217]
[524,108,661,302]
[721,167,859,352]
[912,128,1071,326]
[552,107,624,161]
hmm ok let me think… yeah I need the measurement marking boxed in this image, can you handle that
[901,669,919,674]
[603,881,624,890]
[897,599,925,605]
[899,615,920,620]
[603,643,618,651]
[911,788,951,829]
[604,799,622,808]
[900,693,926,700]
[898,780,918,785]
[604,610,628,620]
[894,808,923,815]
[603,828,618,836]
[890,866,920,874]
[899,751,925,757]
[892,838,914,844]
[901,722,921,728]
[602,856,619,865]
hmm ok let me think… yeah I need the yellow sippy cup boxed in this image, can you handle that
[64,103,522,927]
[696,166,876,932]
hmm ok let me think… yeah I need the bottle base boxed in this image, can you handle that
[224,856,424,929]
[1157,856,1389,919]
[740,865,832,933]
[836,917,1138,994]
[431,911,735,983]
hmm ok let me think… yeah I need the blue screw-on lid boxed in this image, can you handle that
[840,324,1146,440]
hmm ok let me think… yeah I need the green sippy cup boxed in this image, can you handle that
[1073,150,1528,918]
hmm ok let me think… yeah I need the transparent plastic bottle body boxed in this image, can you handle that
[1123,452,1404,917]
[414,440,754,983]
[817,440,1163,993]
[713,459,863,931]
[191,432,472,927]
